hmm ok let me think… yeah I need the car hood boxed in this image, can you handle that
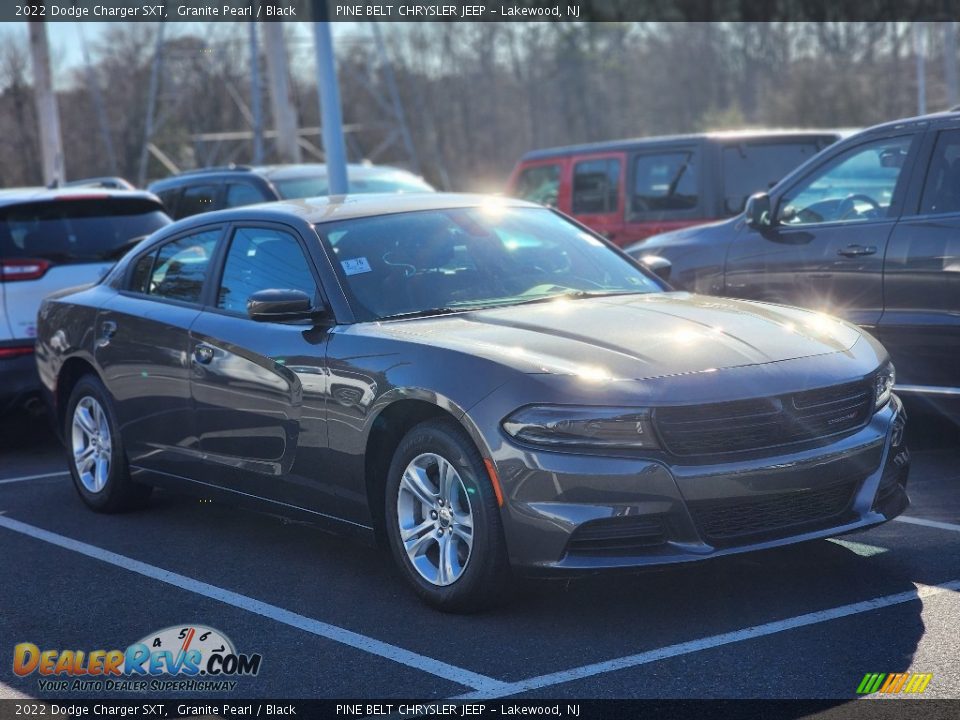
[369,292,863,381]
[632,217,737,255]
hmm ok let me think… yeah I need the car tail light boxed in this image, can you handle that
[0,258,51,281]
[0,344,34,359]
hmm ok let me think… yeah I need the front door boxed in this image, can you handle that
[724,133,920,326]
[189,224,340,514]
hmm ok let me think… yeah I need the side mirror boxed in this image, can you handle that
[640,254,672,282]
[247,289,324,323]
[745,192,773,229]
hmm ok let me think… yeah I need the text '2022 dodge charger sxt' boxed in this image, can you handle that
[35,194,909,611]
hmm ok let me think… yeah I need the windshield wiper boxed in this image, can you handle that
[378,291,642,321]
[510,289,642,307]
[378,307,476,321]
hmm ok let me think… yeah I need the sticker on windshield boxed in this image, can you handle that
[341,257,373,276]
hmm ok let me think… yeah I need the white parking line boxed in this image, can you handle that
[0,471,69,485]
[0,515,505,693]
[895,516,960,533]
[455,579,960,699]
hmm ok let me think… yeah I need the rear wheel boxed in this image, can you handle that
[66,375,151,513]
[384,418,510,612]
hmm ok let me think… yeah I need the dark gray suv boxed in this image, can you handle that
[630,111,960,400]
[36,194,908,611]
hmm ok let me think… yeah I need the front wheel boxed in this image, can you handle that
[65,374,152,513]
[384,418,511,612]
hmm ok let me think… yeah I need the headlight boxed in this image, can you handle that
[502,405,660,449]
[874,362,895,409]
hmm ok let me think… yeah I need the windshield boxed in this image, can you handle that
[0,198,170,264]
[318,206,662,321]
[274,173,434,200]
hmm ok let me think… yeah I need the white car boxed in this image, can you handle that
[0,188,170,415]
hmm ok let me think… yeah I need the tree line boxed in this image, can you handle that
[0,22,956,192]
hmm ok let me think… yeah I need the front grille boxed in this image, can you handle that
[566,516,667,556]
[688,479,859,546]
[654,380,873,459]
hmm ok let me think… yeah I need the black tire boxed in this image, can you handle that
[64,374,152,513]
[384,418,511,612]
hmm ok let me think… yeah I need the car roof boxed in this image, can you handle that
[857,109,960,136]
[161,193,541,230]
[253,163,419,180]
[146,162,423,191]
[0,187,162,210]
[519,129,846,162]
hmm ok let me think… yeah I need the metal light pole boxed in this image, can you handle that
[250,21,265,164]
[312,0,348,195]
[263,19,301,164]
[945,22,958,109]
[28,20,65,186]
[915,23,927,115]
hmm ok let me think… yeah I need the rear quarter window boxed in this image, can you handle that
[721,140,831,215]
[0,198,170,265]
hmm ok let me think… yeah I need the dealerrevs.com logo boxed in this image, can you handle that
[13,625,262,693]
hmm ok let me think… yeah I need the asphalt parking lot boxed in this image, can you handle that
[1,405,958,703]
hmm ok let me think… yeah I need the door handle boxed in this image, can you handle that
[837,245,877,257]
[193,344,214,365]
[101,321,117,339]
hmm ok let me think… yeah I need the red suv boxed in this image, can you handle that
[506,130,842,247]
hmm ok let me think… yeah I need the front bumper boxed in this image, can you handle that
[493,394,909,571]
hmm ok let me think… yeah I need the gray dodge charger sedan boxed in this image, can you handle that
[35,194,909,611]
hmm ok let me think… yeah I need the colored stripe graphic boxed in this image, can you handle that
[857,673,886,694]
[857,672,931,694]
[904,674,933,693]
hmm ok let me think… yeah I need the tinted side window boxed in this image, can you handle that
[155,188,181,217]
[572,158,620,214]
[779,136,912,226]
[225,182,269,209]
[129,250,157,294]
[148,229,220,303]
[920,129,960,215]
[513,164,560,206]
[0,199,170,264]
[177,185,218,219]
[721,141,826,215]
[217,227,317,314]
[632,150,698,213]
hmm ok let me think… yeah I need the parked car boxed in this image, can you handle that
[0,188,170,415]
[506,130,842,247]
[629,111,960,398]
[148,163,435,220]
[36,194,907,611]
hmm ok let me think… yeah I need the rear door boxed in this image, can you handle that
[95,225,223,480]
[569,153,626,245]
[877,125,960,391]
[625,143,702,244]
[188,223,340,513]
[0,196,170,342]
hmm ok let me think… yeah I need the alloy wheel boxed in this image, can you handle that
[396,452,474,586]
[71,396,112,493]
